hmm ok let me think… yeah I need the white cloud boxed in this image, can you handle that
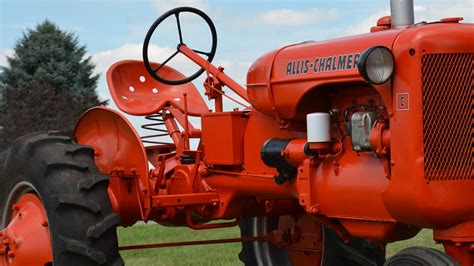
[92,43,157,74]
[151,0,208,14]
[259,8,338,26]
[343,10,390,35]
[415,0,473,23]
[90,43,193,74]
[343,0,472,36]
[413,5,426,13]
[214,59,251,86]
[0,49,14,67]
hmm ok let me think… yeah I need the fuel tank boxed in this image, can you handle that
[246,29,401,121]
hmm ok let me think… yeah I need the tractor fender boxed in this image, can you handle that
[74,106,148,226]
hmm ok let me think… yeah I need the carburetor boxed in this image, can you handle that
[350,111,378,151]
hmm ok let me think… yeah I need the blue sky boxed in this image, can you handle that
[1,0,472,116]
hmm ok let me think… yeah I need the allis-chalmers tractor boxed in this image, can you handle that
[1,0,473,265]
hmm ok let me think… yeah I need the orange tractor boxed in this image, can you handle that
[1,0,473,265]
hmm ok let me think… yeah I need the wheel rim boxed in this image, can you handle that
[1,183,52,266]
[278,214,324,266]
[251,214,324,266]
[252,216,291,265]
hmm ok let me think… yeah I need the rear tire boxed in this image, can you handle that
[0,131,123,265]
[239,216,385,266]
[384,246,459,266]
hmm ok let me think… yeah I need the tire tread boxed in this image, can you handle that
[54,195,102,213]
[59,236,107,264]
[0,131,123,265]
[87,213,121,239]
[78,174,110,191]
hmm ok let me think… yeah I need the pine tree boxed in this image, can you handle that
[0,20,104,150]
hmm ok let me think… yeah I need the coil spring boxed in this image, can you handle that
[141,112,173,145]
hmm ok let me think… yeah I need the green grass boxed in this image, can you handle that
[118,224,441,265]
[118,223,242,266]
[386,229,442,257]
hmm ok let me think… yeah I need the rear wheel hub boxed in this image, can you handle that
[1,193,52,266]
[278,214,324,265]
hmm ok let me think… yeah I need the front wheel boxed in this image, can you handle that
[239,215,385,266]
[0,131,123,265]
[384,246,458,266]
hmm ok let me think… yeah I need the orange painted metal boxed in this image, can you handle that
[442,242,474,266]
[246,30,399,122]
[0,194,52,266]
[71,15,473,265]
[201,111,249,165]
[152,193,219,208]
[75,107,148,225]
[371,16,392,32]
[107,60,208,116]
[382,23,474,230]
[434,221,474,265]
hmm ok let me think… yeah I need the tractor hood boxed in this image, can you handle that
[246,29,401,121]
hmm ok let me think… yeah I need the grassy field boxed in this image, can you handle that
[118,223,241,266]
[118,223,442,265]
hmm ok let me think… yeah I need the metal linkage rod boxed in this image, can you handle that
[119,235,271,251]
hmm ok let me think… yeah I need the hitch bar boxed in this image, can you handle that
[119,229,321,253]
[119,235,271,251]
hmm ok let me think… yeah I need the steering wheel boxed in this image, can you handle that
[143,7,217,85]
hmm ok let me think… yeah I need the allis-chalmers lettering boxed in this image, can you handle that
[286,53,361,76]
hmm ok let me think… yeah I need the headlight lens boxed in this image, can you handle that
[358,46,394,84]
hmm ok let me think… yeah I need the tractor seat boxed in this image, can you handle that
[107,60,208,116]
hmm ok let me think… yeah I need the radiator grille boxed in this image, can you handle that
[422,53,473,181]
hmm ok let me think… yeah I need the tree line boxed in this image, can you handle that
[0,20,104,151]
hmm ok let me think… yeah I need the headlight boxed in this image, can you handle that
[357,46,394,85]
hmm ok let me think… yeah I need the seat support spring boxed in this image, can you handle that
[141,111,174,145]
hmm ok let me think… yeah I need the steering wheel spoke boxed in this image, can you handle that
[143,6,217,85]
[175,13,184,44]
[192,49,211,57]
[154,50,179,73]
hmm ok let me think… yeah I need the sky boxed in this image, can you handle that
[0,0,472,136]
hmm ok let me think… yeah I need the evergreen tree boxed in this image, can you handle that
[0,20,104,150]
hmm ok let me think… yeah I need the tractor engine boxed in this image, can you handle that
[243,0,473,225]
